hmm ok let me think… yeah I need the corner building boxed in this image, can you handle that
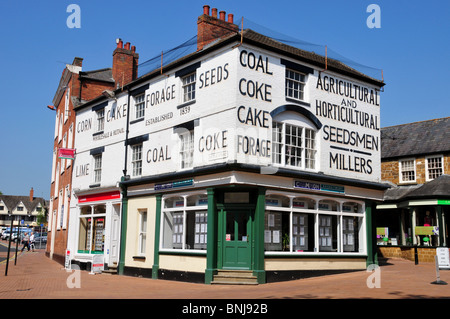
[70,6,387,284]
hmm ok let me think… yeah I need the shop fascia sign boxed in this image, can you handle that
[294,180,345,194]
[154,179,194,191]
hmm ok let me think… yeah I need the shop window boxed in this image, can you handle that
[343,216,360,252]
[265,193,364,254]
[342,202,362,214]
[293,197,316,210]
[78,205,106,254]
[161,194,208,251]
[318,199,339,211]
[319,215,337,252]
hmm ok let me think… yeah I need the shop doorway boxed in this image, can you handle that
[221,209,253,269]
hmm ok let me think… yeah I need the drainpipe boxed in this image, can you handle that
[118,90,131,275]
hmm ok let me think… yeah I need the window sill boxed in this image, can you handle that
[177,99,196,109]
[285,97,310,107]
[130,117,144,125]
[132,256,146,261]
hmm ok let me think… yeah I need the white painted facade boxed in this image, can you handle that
[68,33,384,278]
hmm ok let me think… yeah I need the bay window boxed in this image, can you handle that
[264,193,364,254]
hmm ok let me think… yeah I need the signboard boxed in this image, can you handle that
[436,248,450,269]
[58,148,76,160]
[415,226,437,236]
[91,254,104,274]
[78,191,121,203]
[294,180,345,194]
[155,179,193,191]
[65,249,71,269]
[438,199,450,206]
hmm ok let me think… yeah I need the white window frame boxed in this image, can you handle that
[131,144,143,177]
[160,192,208,253]
[264,191,366,256]
[179,130,194,169]
[138,210,147,256]
[93,154,102,184]
[399,158,416,183]
[182,72,196,103]
[96,108,105,132]
[285,69,306,101]
[425,155,444,181]
[134,93,145,120]
[272,121,317,170]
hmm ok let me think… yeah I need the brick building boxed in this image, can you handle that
[376,117,450,262]
[47,44,138,264]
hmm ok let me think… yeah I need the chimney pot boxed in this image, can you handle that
[117,39,123,49]
[228,13,234,24]
[131,45,136,52]
[124,42,130,50]
[211,8,217,18]
[219,11,226,21]
[29,188,34,202]
[203,5,210,15]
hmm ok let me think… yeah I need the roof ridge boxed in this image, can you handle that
[382,116,450,129]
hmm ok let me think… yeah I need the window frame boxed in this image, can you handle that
[138,210,147,256]
[96,108,105,133]
[131,144,143,177]
[272,120,317,170]
[160,192,208,253]
[182,72,196,103]
[179,129,194,170]
[134,93,146,120]
[93,153,102,184]
[264,192,365,256]
[425,155,444,181]
[285,68,306,102]
[399,158,416,183]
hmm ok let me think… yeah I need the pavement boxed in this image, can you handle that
[1,246,450,301]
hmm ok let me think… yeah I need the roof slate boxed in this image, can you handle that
[381,117,450,159]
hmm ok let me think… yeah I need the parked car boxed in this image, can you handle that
[2,230,12,240]
[34,233,47,243]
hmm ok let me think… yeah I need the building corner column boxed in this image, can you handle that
[253,187,266,284]
[152,194,162,279]
[365,201,378,267]
[205,188,217,284]
[118,180,128,275]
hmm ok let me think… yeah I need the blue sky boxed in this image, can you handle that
[0,0,448,199]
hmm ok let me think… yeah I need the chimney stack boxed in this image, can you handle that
[112,39,139,89]
[29,188,34,202]
[197,5,239,51]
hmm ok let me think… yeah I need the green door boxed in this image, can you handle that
[222,209,252,269]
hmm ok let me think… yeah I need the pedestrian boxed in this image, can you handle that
[29,232,35,252]
[21,232,30,252]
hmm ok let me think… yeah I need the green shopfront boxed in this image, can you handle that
[120,168,386,284]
